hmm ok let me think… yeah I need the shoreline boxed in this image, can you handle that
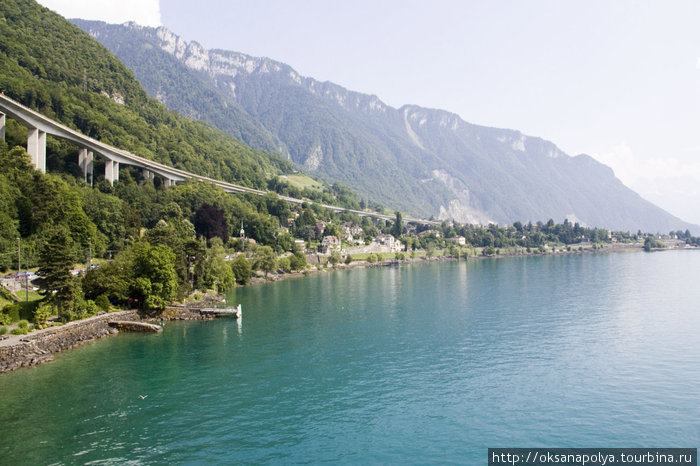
[244,241,653,287]
[0,243,688,374]
[0,306,217,374]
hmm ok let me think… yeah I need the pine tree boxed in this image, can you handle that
[392,211,403,238]
[36,228,76,319]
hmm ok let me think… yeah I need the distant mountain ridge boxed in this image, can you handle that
[74,19,698,233]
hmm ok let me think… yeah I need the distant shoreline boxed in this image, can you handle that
[1,242,692,375]
[244,241,659,287]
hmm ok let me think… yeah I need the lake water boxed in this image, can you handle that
[1,251,699,464]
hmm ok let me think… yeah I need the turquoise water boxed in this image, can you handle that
[1,251,699,464]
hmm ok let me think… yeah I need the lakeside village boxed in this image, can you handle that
[1,200,697,341]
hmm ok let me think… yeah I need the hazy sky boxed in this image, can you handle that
[37,0,700,227]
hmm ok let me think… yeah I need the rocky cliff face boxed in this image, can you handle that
[75,20,698,233]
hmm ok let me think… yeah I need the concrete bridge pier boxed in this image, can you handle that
[27,127,46,173]
[0,112,5,141]
[78,148,94,185]
[164,178,175,187]
[142,168,155,181]
[105,159,119,185]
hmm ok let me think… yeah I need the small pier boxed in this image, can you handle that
[198,304,242,319]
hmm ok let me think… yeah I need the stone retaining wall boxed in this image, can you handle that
[159,306,211,320]
[0,307,223,374]
[0,310,138,374]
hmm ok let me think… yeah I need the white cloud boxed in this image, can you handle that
[696,57,700,70]
[37,0,161,27]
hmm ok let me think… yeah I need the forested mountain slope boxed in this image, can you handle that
[74,19,698,233]
[0,0,294,190]
[0,0,363,273]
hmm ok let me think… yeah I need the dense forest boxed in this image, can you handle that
[0,0,294,187]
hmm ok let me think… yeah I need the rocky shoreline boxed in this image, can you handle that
[0,310,138,373]
[0,306,224,374]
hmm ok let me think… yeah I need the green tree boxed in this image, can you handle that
[329,249,341,268]
[130,242,178,314]
[289,251,307,271]
[644,236,663,252]
[145,220,188,288]
[82,256,131,305]
[274,231,294,253]
[324,222,341,238]
[184,238,207,289]
[253,245,277,276]
[392,211,403,238]
[231,254,252,285]
[205,238,235,291]
[35,228,77,320]
[277,256,291,273]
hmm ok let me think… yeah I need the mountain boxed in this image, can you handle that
[74,20,697,233]
[0,0,366,273]
[0,0,296,192]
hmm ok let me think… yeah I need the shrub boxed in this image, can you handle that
[73,299,99,320]
[0,325,6,335]
[17,320,29,330]
[277,257,291,273]
[395,252,406,261]
[11,327,28,335]
[95,294,111,312]
[344,255,353,265]
[366,254,378,263]
[289,252,307,271]
[3,304,20,323]
[0,313,11,326]
[33,304,54,328]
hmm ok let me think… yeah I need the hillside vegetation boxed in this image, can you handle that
[74,20,699,234]
[0,0,370,312]
[0,0,294,188]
